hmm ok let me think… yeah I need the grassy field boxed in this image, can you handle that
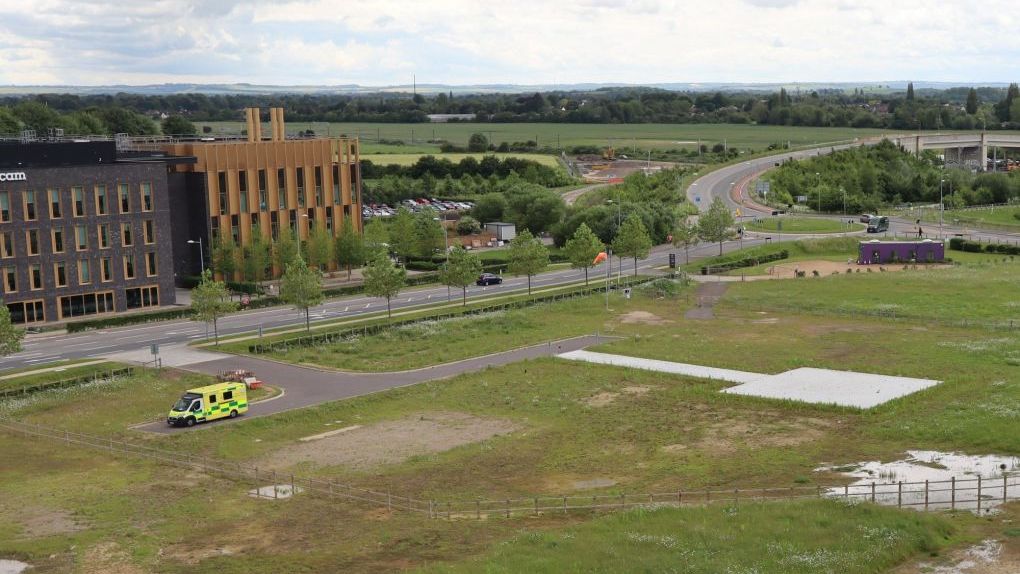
[0,361,120,392]
[916,205,1020,231]
[425,501,961,574]
[4,242,1020,571]
[198,121,904,153]
[363,152,560,167]
[745,216,865,234]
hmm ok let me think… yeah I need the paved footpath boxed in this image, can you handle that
[135,334,610,434]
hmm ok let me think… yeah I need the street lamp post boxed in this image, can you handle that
[939,179,945,238]
[434,216,451,302]
[815,172,821,213]
[187,238,204,275]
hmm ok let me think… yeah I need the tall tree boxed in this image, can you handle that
[672,217,700,264]
[563,222,603,286]
[210,236,238,280]
[697,197,736,255]
[439,247,483,305]
[363,255,407,318]
[362,217,390,259]
[507,229,549,295]
[279,256,324,332]
[0,305,24,357]
[242,226,272,283]
[306,222,335,271]
[273,224,301,271]
[388,207,417,263]
[906,82,915,101]
[334,217,365,280]
[965,88,979,115]
[414,208,447,258]
[190,269,237,345]
[612,214,653,276]
[161,115,197,135]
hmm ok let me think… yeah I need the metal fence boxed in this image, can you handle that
[0,368,134,399]
[2,419,1018,520]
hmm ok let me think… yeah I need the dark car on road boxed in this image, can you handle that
[866,216,889,233]
[476,273,502,286]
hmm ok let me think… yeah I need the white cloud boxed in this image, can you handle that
[0,0,1015,85]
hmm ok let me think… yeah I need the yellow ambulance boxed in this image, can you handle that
[167,382,248,427]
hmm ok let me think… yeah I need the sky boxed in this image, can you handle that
[0,0,1017,87]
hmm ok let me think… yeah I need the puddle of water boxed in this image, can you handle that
[0,560,31,574]
[248,484,304,499]
[818,450,1020,513]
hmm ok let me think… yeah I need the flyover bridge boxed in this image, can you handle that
[887,133,1020,170]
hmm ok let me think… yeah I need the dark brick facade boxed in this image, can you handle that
[0,160,176,323]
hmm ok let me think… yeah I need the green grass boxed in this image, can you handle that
[0,361,121,392]
[198,122,903,152]
[745,216,865,234]
[363,152,560,167]
[424,500,960,574]
[937,205,1020,230]
[681,236,861,273]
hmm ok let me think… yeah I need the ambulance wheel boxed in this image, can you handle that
[185,417,195,427]
[229,410,238,419]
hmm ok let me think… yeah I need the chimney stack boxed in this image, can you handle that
[244,108,262,142]
[270,107,286,141]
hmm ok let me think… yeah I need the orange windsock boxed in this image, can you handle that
[593,251,608,265]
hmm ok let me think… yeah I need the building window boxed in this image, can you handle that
[332,165,341,204]
[8,300,45,324]
[60,291,114,319]
[101,258,112,282]
[239,186,249,213]
[270,211,279,240]
[78,259,91,285]
[258,169,268,211]
[121,223,133,247]
[123,255,135,279]
[24,190,36,221]
[326,206,334,232]
[143,220,155,244]
[52,228,65,254]
[140,183,153,212]
[314,166,323,207]
[238,170,250,213]
[98,224,110,249]
[1,232,14,258]
[75,225,88,251]
[54,262,67,287]
[95,185,109,215]
[296,167,305,207]
[209,216,220,239]
[29,264,42,290]
[277,168,287,209]
[0,191,9,222]
[217,171,228,215]
[73,186,85,217]
[49,189,61,219]
[3,267,16,293]
[289,209,297,233]
[250,213,259,229]
[26,230,39,256]
[126,286,159,309]
[230,214,239,244]
[145,252,157,276]
[119,183,130,213]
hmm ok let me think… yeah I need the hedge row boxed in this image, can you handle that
[247,276,653,354]
[949,237,1020,255]
[700,250,789,275]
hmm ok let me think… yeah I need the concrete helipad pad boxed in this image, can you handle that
[556,351,940,409]
[722,367,941,408]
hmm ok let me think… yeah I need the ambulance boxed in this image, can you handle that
[167,382,248,427]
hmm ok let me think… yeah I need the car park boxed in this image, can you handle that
[476,273,502,286]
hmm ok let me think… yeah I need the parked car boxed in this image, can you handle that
[860,213,874,223]
[866,216,889,233]
[475,273,503,286]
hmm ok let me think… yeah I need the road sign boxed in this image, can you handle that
[150,344,159,356]
[695,196,701,203]
[669,253,676,269]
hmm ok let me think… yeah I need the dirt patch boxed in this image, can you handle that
[572,478,618,490]
[767,260,952,279]
[622,386,651,395]
[259,412,520,470]
[81,542,146,574]
[583,392,619,407]
[12,506,84,538]
[690,416,832,456]
[619,311,672,325]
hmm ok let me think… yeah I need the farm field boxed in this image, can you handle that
[3,240,1020,572]
[197,121,907,153]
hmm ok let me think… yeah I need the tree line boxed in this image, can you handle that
[3,84,1020,134]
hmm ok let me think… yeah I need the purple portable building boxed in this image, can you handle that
[858,240,944,265]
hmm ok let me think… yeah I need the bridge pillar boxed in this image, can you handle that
[980,132,988,172]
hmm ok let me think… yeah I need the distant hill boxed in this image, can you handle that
[0,81,1011,96]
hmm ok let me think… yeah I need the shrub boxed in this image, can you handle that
[701,250,789,275]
